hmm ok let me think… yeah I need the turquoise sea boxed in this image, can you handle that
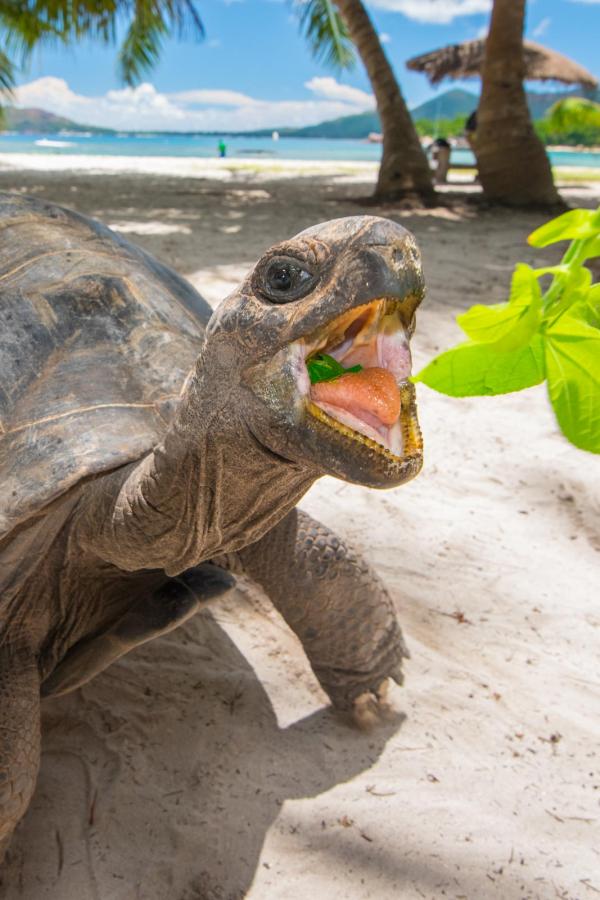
[0,132,599,167]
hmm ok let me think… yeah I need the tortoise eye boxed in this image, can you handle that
[260,256,316,303]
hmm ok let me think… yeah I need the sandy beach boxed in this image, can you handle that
[0,159,598,900]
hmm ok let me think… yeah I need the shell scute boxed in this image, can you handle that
[0,193,212,539]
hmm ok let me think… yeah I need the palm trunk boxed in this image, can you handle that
[335,0,434,202]
[475,0,560,206]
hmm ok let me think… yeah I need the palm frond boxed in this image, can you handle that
[297,0,355,72]
[0,1,205,89]
[0,48,15,93]
[118,6,167,84]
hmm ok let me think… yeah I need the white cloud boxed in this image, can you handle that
[12,75,376,132]
[368,0,492,23]
[379,32,391,43]
[304,77,375,108]
[532,16,551,36]
[169,88,258,106]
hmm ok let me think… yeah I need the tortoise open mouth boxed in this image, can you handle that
[292,299,422,460]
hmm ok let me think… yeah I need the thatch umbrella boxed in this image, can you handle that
[406,39,598,91]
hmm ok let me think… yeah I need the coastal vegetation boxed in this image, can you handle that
[537,97,600,147]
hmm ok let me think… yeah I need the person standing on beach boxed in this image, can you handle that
[218,139,227,158]
[429,137,451,184]
[464,110,478,152]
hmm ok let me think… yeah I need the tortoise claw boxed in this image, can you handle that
[390,663,405,687]
[351,679,395,730]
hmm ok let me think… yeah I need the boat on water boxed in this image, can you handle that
[34,139,74,148]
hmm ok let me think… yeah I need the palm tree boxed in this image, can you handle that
[298,0,434,202]
[0,0,203,92]
[474,0,560,206]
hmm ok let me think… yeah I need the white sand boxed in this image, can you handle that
[0,163,598,900]
[0,152,379,181]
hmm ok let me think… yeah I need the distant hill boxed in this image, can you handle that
[0,107,112,134]
[411,89,478,120]
[275,89,478,139]
[278,88,600,140]
[285,111,380,139]
[411,87,600,123]
[3,86,599,140]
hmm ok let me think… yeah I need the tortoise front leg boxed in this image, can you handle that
[224,509,409,723]
[42,564,234,698]
[0,646,41,863]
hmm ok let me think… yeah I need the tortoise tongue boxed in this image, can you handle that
[311,367,401,429]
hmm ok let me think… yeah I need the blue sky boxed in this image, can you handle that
[10,0,600,131]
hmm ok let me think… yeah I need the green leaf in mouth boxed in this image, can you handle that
[307,352,363,384]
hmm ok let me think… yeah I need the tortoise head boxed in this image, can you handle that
[204,216,424,489]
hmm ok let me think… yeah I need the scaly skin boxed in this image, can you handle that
[0,204,425,860]
[216,509,408,714]
[0,647,40,864]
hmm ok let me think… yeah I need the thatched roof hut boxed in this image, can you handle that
[406,40,598,90]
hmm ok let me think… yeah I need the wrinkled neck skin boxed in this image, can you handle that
[75,342,317,576]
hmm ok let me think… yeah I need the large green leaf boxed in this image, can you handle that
[566,280,600,330]
[545,314,600,453]
[528,208,600,247]
[457,264,541,350]
[414,334,545,397]
[581,283,600,325]
[544,265,593,325]
[580,234,600,261]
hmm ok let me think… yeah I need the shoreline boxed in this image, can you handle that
[1,151,599,183]
[547,143,600,153]
[0,152,380,180]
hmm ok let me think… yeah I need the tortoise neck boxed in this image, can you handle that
[76,374,316,574]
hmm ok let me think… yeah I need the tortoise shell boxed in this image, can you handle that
[0,193,212,540]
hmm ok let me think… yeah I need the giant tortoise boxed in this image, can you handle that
[0,192,424,859]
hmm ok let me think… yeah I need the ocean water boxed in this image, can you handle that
[0,131,598,167]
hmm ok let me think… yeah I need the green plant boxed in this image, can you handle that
[0,1,203,91]
[547,97,600,133]
[414,206,600,453]
[307,353,362,384]
[413,116,467,139]
[536,97,600,147]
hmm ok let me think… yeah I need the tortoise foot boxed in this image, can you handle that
[350,671,404,730]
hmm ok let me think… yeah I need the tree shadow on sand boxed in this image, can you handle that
[0,607,403,900]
